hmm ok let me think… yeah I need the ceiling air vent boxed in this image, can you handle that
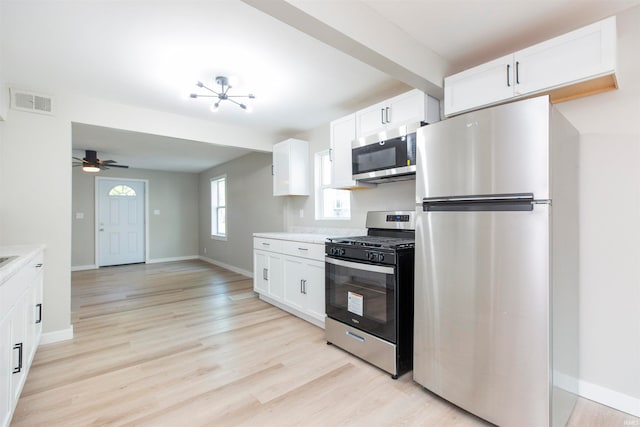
[10,89,54,115]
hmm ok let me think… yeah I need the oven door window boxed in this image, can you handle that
[325,258,396,343]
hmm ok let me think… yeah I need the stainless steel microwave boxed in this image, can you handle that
[351,122,422,183]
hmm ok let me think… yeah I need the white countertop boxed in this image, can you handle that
[253,232,331,244]
[0,244,46,285]
[254,228,366,245]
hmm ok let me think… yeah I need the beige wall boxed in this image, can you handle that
[72,166,200,267]
[199,152,284,274]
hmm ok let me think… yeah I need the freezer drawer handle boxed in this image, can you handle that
[423,193,535,212]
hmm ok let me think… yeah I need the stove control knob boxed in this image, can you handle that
[378,253,384,262]
[339,248,346,256]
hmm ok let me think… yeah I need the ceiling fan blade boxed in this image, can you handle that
[72,156,85,161]
[108,164,129,169]
[101,159,117,164]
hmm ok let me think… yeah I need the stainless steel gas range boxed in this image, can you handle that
[325,211,415,379]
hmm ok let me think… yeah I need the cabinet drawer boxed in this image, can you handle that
[0,267,31,319]
[280,240,325,261]
[253,238,282,253]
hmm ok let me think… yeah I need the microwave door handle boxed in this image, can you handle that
[325,257,395,275]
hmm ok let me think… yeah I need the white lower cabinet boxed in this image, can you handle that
[0,249,44,427]
[253,236,326,328]
[283,257,325,323]
[253,249,284,301]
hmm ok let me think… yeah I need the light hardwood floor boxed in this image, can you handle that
[11,260,639,426]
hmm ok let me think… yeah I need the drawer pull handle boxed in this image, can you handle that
[297,247,308,251]
[35,263,43,268]
[263,268,268,281]
[13,343,23,374]
[346,331,365,343]
[262,242,270,246]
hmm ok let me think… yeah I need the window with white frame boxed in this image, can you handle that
[315,150,351,220]
[211,175,226,238]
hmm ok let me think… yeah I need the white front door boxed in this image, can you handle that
[97,178,146,267]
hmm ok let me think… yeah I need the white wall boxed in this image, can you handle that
[553,5,640,416]
[72,167,200,268]
[0,109,72,335]
[285,123,415,231]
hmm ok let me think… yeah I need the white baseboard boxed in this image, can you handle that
[147,255,199,264]
[71,264,97,271]
[40,325,74,345]
[199,256,252,278]
[579,378,640,417]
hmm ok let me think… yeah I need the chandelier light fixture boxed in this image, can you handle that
[190,76,255,112]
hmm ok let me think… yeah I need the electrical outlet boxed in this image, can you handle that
[204,247,207,254]
[299,209,304,218]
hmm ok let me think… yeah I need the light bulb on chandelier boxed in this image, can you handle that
[190,76,255,113]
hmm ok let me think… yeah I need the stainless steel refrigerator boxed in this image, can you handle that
[413,95,579,427]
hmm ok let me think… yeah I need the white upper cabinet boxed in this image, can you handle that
[444,16,617,116]
[273,138,309,196]
[356,89,440,139]
[329,113,374,190]
[444,54,514,116]
[514,17,616,96]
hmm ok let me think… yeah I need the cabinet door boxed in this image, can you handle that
[9,296,28,403]
[0,314,12,427]
[330,114,357,189]
[514,17,616,96]
[267,252,284,301]
[254,250,270,294]
[356,101,387,138]
[33,264,44,349]
[283,257,306,312]
[272,141,290,196]
[387,90,425,128]
[273,139,309,196]
[444,54,514,116]
[302,260,326,323]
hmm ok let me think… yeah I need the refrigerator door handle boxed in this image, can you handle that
[422,193,535,212]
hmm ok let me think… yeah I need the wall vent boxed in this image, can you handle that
[10,88,54,115]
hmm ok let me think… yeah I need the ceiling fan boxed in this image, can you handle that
[72,150,129,172]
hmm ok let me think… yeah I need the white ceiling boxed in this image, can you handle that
[3,0,639,172]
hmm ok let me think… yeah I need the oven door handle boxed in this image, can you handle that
[325,257,395,275]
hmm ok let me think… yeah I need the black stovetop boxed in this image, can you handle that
[326,235,415,249]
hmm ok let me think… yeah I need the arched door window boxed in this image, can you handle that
[108,185,136,197]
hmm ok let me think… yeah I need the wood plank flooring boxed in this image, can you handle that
[11,260,639,426]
